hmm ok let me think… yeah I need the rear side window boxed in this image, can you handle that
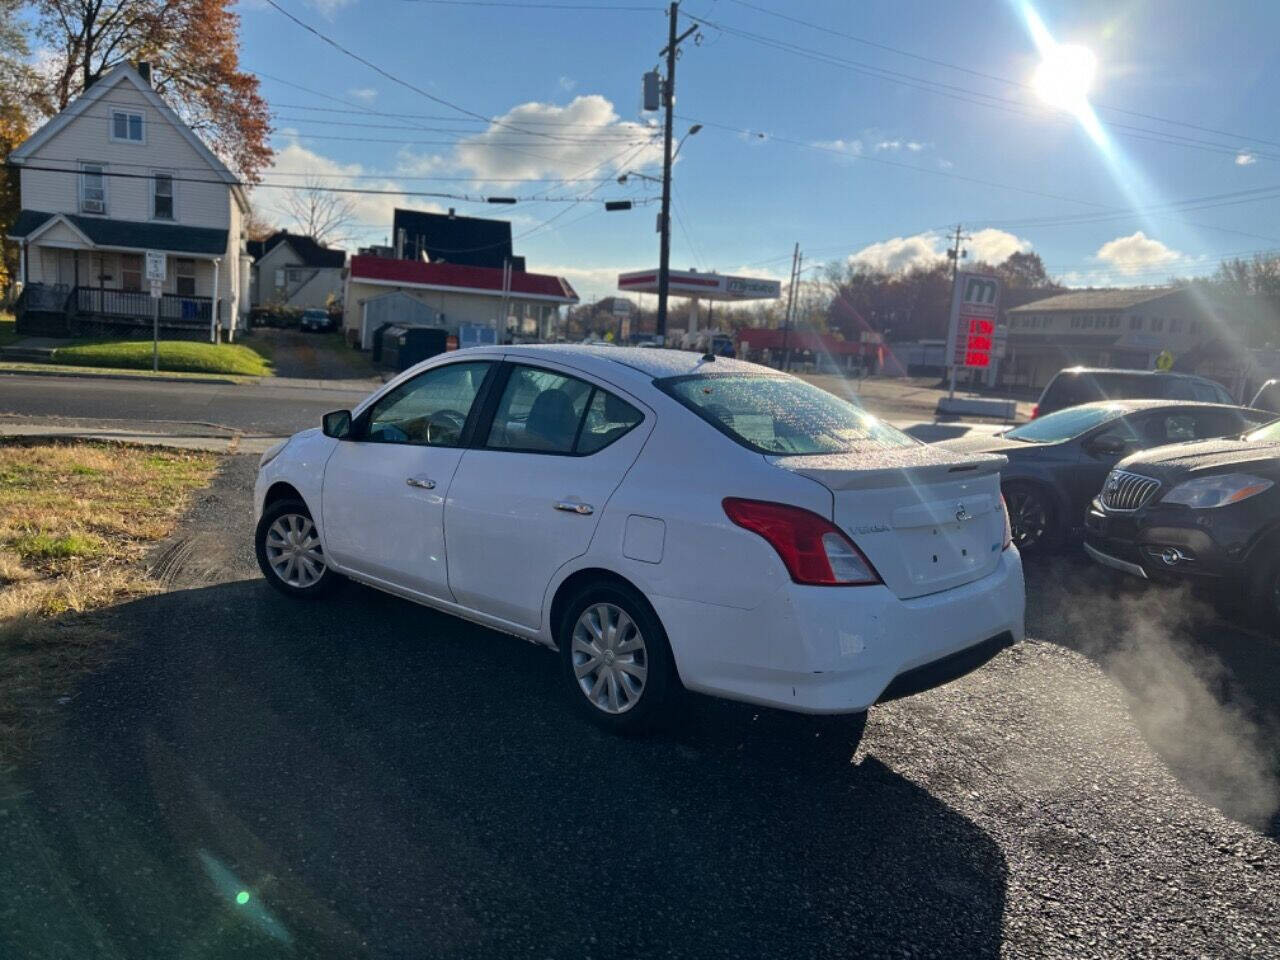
[659,373,917,455]
[484,365,642,455]
[1040,373,1101,409]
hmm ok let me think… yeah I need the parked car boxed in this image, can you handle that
[300,308,334,332]
[254,346,1025,736]
[1032,367,1234,418]
[935,400,1271,554]
[1083,417,1280,629]
[1250,378,1280,415]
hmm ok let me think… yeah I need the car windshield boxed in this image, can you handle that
[658,373,918,455]
[1004,404,1129,443]
[1245,419,1280,443]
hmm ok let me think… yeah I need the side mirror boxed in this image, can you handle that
[1087,434,1127,456]
[322,409,352,439]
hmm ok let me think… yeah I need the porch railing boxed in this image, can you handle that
[74,286,213,324]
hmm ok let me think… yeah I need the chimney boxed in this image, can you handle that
[448,207,456,219]
[137,61,152,86]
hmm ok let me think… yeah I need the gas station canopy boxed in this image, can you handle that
[617,269,782,301]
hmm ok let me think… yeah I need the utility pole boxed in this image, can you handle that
[780,243,800,371]
[946,223,969,399]
[655,2,697,344]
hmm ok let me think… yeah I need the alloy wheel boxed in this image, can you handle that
[571,602,648,715]
[1006,489,1048,550]
[264,513,326,588]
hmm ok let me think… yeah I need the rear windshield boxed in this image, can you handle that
[1042,372,1165,407]
[658,373,917,455]
[1005,404,1129,443]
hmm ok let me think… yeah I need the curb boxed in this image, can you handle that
[0,366,243,386]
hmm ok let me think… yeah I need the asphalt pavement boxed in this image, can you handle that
[1,457,1277,959]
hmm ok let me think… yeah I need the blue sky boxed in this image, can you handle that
[237,0,1280,300]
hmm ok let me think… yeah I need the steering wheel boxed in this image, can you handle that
[426,409,468,445]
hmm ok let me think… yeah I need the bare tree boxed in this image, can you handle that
[278,175,357,247]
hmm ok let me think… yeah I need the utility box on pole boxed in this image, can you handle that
[642,71,661,111]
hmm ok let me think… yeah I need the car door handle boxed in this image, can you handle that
[554,500,594,515]
[406,477,437,489]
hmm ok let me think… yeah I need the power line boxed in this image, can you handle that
[271,101,661,130]
[398,0,660,8]
[262,0,590,144]
[14,162,656,204]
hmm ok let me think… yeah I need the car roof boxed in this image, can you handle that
[1051,367,1209,380]
[1045,398,1248,414]
[496,343,763,381]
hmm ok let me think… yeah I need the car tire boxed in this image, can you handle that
[1249,552,1280,635]
[254,498,342,599]
[558,579,679,734]
[1002,481,1059,555]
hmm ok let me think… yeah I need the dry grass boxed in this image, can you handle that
[0,440,217,755]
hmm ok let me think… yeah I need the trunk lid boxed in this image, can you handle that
[773,444,1008,600]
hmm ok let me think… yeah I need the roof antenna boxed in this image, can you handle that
[701,350,716,362]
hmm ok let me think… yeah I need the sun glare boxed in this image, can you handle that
[1032,43,1097,111]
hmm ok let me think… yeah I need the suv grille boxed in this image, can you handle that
[1100,470,1161,512]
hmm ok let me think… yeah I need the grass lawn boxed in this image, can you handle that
[53,339,272,376]
[0,441,217,754]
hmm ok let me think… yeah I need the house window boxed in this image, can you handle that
[121,254,142,292]
[286,267,304,283]
[1170,318,1183,332]
[1151,317,1165,331]
[80,163,106,214]
[111,110,144,142]
[1129,316,1143,330]
[274,268,285,289]
[175,258,196,297]
[152,173,174,220]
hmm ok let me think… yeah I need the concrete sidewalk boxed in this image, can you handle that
[0,415,285,454]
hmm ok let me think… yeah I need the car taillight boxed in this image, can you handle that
[722,498,881,586]
[1030,404,1040,419]
[1000,494,1013,551]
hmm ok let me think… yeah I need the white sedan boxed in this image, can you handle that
[254,345,1025,736]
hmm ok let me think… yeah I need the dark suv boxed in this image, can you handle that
[1033,368,1234,418]
[1084,417,1280,630]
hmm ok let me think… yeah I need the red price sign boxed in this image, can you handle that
[965,350,991,367]
[967,318,994,336]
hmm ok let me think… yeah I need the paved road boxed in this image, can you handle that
[0,372,369,436]
[2,459,1277,959]
[0,370,1013,443]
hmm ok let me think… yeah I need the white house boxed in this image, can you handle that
[5,62,251,339]
[344,254,579,348]
[247,231,346,313]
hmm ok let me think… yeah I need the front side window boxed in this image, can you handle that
[174,258,196,297]
[80,163,106,213]
[364,361,491,446]
[659,373,917,455]
[152,173,173,220]
[111,110,143,142]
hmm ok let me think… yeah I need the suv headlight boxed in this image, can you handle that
[259,438,289,470]
[1161,473,1274,508]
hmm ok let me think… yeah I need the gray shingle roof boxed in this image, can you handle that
[1007,288,1175,312]
[6,210,228,256]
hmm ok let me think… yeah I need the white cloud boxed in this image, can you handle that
[847,229,1029,274]
[305,0,354,17]
[259,139,442,244]
[558,76,577,92]
[1236,152,1257,166]
[1095,231,1181,276]
[813,138,862,156]
[347,87,378,103]
[449,95,661,184]
[874,139,926,152]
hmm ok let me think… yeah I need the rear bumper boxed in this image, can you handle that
[653,549,1025,715]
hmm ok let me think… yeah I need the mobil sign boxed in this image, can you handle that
[947,273,1001,369]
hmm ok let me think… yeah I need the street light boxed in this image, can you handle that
[617,126,700,185]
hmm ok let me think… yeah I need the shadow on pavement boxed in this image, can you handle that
[1024,551,1280,837]
[4,579,1008,959]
